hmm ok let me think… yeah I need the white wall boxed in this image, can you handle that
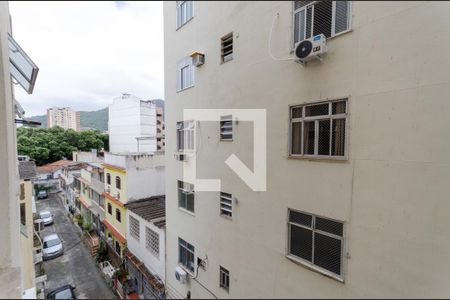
[127,210,166,282]
[109,94,157,153]
[164,1,450,298]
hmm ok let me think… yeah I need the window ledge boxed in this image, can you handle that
[220,139,233,142]
[178,207,195,217]
[220,214,233,221]
[286,254,344,283]
[176,17,194,31]
[287,155,348,162]
[176,85,195,93]
[177,263,195,277]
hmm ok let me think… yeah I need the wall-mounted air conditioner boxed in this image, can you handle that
[295,34,327,63]
[174,153,188,162]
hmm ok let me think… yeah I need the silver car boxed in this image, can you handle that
[39,210,54,226]
[43,234,64,260]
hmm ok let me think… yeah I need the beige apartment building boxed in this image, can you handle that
[164,1,450,298]
[47,106,80,131]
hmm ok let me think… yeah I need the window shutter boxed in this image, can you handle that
[333,1,350,35]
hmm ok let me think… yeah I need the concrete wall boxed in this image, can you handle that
[109,94,157,153]
[20,180,35,291]
[164,1,450,298]
[0,4,22,297]
[127,211,166,282]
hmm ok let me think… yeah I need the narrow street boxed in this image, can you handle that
[36,192,116,299]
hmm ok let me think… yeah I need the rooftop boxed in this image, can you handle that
[125,195,165,228]
[37,159,73,173]
[18,160,37,179]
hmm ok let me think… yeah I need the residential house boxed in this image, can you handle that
[36,159,73,191]
[60,162,86,212]
[164,1,450,298]
[102,152,165,263]
[125,196,166,299]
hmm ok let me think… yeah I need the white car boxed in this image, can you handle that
[39,210,54,226]
[42,234,64,261]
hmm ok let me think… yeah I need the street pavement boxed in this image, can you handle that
[36,192,116,299]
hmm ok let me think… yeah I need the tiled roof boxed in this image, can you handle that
[125,196,165,228]
[37,159,73,173]
[18,161,37,179]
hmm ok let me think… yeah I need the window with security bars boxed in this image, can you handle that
[288,209,344,278]
[130,216,140,241]
[220,192,233,218]
[293,1,351,45]
[219,266,230,292]
[290,99,347,158]
[220,115,232,141]
[178,180,195,213]
[221,33,233,63]
[179,237,195,272]
[177,120,195,151]
[146,227,160,258]
[176,1,194,29]
[176,57,194,91]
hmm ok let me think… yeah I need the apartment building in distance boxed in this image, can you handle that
[47,106,80,131]
[156,106,165,151]
[164,1,450,298]
[0,1,39,298]
[109,94,162,153]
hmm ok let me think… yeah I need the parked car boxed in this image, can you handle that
[42,234,64,261]
[47,285,76,299]
[39,210,54,226]
[37,190,48,199]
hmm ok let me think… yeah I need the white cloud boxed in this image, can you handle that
[10,1,164,116]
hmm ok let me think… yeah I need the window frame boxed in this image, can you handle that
[106,173,111,185]
[115,176,121,190]
[116,208,121,223]
[220,115,233,141]
[178,180,195,214]
[220,33,234,63]
[292,1,352,48]
[178,237,195,273]
[176,120,195,152]
[219,192,233,219]
[176,56,194,92]
[287,208,345,282]
[219,266,230,292]
[288,98,348,160]
[176,1,194,30]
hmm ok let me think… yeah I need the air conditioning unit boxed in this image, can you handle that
[190,52,205,67]
[175,266,188,284]
[295,34,327,63]
[34,219,44,232]
[174,153,188,162]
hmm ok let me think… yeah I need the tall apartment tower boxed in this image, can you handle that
[164,1,450,298]
[108,94,158,154]
[47,106,80,131]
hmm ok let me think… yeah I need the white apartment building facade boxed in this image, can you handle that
[109,94,158,154]
[164,1,450,298]
[47,106,80,131]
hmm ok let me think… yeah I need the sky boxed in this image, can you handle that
[10,1,164,117]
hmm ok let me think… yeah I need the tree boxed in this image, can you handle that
[17,126,108,165]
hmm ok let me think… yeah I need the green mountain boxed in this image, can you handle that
[28,108,109,132]
[27,100,164,132]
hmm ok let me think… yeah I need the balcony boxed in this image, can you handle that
[91,177,105,195]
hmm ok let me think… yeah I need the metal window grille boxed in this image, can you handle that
[107,203,112,214]
[176,57,194,91]
[116,176,121,189]
[220,192,233,218]
[221,33,233,63]
[106,173,111,184]
[220,115,233,141]
[177,120,195,151]
[130,216,140,241]
[293,1,351,45]
[178,237,195,272]
[146,227,160,257]
[178,180,195,213]
[290,99,347,158]
[288,209,344,277]
[176,1,194,29]
[219,266,230,292]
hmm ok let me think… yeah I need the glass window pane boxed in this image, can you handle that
[290,225,313,262]
[291,107,303,119]
[332,119,345,156]
[291,122,302,155]
[313,233,342,275]
[306,6,313,39]
[305,103,329,116]
[335,1,349,34]
[186,193,194,212]
[313,1,332,38]
[315,217,344,237]
[289,210,312,227]
[332,101,346,114]
[318,120,331,155]
[303,121,315,155]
